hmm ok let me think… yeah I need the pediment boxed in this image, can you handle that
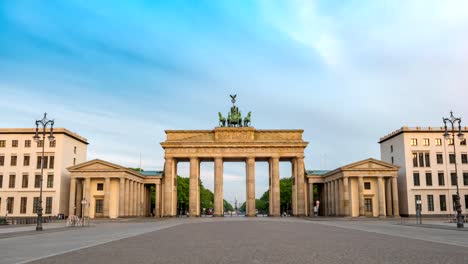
[68,159,125,172]
[341,158,398,171]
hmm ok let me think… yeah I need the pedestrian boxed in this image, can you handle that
[314,205,318,216]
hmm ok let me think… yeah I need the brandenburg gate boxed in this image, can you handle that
[161,95,309,217]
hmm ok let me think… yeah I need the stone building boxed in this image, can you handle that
[379,127,468,216]
[0,128,88,218]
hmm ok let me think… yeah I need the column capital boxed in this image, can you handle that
[246,156,255,163]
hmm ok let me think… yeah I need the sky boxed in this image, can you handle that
[1,0,468,204]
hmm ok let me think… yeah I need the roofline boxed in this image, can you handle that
[0,128,88,145]
[165,128,305,134]
[379,126,468,144]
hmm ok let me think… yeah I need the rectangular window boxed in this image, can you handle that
[411,138,418,146]
[0,140,5,147]
[424,153,430,167]
[427,195,434,211]
[20,197,27,214]
[438,172,445,186]
[45,197,52,214]
[47,174,53,188]
[25,140,31,147]
[440,195,447,211]
[95,199,104,214]
[12,140,18,147]
[413,153,418,167]
[34,174,41,188]
[425,172,432,186]
[0,175,2,188]
[43,156,48,169]
[423,138,430,146]
[435,138,442,146]
[463,172,468,186]
[391,157,394,164]
[10,155,17,166]
[74,146,77,154]
[9,174,15,188]
[465,195,468,210]
[49,140,56,147]
[451,173,457,186]
[419,153,424,167]
[448,138,454,145]
[390,145,393,153]
[413,172,420,186]
[415,195,421,211]
[22,174,28,188]
[461,139,467,146]
[364,182,371,190]
[49,156,54,169]
[33,197,39,213]
[452,195,458,211]
[449,154,455,164]
[37,156,48,169]
[7,197,14,214]
[0,155,4,166]
[97,183,104,191]
[23,155,30,166]
[37,140,43,148]
[436,153,443,164]
[461,154,468,164]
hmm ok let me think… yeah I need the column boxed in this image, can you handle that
[69,177,76,216]
[131,181,135,216]
[385,178,393,216]
[214,157,224,217]
[119,178,125,217]
[338,179,343,216]
[378,177,386,217]
[291,159,297,216]
[124,179,129,216]
[133,181,137,216]
[358,177,364,216]
[246,157,256,217]
[140,183,144,216]
[189,157,200,217]
[163,158,175,217]
[84,177,91,217]
[270,157,280,216]
[343,177,350,216]
[155,183,161,217]
[334,180,339,216]
[269,160,273,215]
[76,180,83,217]
[392,177,399,216]
[136,183,141,216]
[296,157,306,216]
[308,182,313,216]
[103,177,111,217]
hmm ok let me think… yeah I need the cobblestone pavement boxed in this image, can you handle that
[16,218,467,264]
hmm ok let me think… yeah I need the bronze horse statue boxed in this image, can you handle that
[218,112,226,127]
[243,111,251,127]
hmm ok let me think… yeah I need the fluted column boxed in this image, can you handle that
[392,177,399,216]
[214,157,224,216]
[296,157,306,216]
[337,179,343,216]
[163,158,175,217]
[270,157,280,216]
[246,157,256,217]
[155,183,161,217]
[84,177,91,217]
[291,159,297,215]
[343,177,350,216]
[358,177,365,216]
[334,180,339,216]
[378,177,386,216]
[103,177,111,217]
[189,157,200,217]
[385,178,393,216]
[308,182,313,216]
[124,179,129,216]
[133,181,137,216]
[119,178,125,217]
[137,183,141,216]
[69,177,76,216]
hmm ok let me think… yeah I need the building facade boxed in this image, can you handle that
[0,128,88,218]
[380,127,468,216]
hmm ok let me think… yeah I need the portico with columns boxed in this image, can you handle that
[307,158,400,217]
[161,127,309,217]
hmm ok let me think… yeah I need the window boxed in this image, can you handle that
[45,197,52,214]
[0,175,2,188]
[47,174,53,188]
[411,138,418,146]
[7,197,14,214]
[435,138,442,146]
[438,172,445,186]
[449,153,455,164]
[391,157,394,164]
[23,155,30,166]
[452,195,458,211]
[413,172,420,186]
[462,154,468,164]
[10,155,17,166]
[440,195,447,211]
[0,140,5,147]
[73,158,76,166]
[461,139,467,146]
[465,195,468,210]
[436,153,443,164]
[33,197,39,213]
[451,172,457,186]
[448,138,454,145]
[423,138,430,146]
[0,155,4,166]
[419,153,424,167]
[22,174,28,188]
[427,195,434,211]
[12,140,18,147]
[20,197,27,214]
[463,172,468,186]
[49,156,54,169]
[9,174,15,188]
[424,153,430,167]
[95,199,103,214]
[25,140,31,148]
[37,156,48,169]
[413,153,418,167]
[49,140,56,147]
[364,198,372,213]
[364,182,371,190]
[37,140,44,148]
[415,195,421,211]
[425,172,432,186]
[34,174,41,188]
[97,183,104,191]
[74,146,77,154]
[390,145,393,153]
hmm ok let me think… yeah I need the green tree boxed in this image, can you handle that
[177,176,190,211]
[259,177,293,214]
[224,199,234,211]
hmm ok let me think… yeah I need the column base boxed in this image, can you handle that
[213,214,223,217]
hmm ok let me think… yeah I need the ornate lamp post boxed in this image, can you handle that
[33,113,55,231]
[443,111,465,228]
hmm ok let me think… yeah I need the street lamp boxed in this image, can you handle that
[416,199,422,224]
[443,111,465,228]
[81,198,87,226]
[33,113,55,231]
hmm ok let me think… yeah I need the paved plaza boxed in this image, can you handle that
[0,218,467,264]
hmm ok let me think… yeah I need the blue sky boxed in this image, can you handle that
[1,0,468,203]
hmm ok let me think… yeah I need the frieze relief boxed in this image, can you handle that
[165,147,304,155]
